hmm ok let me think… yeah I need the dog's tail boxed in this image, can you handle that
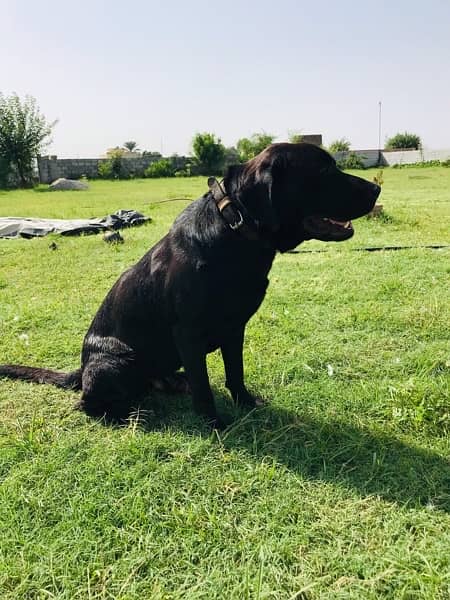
[0,365,82,391]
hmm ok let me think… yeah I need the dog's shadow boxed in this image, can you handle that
[126,390,450,513]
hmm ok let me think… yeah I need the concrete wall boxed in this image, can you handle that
[37,155,189,183]
[38,148,450,183]
[380,148,450,166]
[333,148,450,168]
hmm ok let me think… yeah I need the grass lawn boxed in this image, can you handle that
[0,168,449,599]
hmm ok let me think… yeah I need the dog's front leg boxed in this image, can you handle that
[173,325,223,428]
[221,327,260,408]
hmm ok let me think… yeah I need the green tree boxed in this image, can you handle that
[191,132,226,175]
[0,93,56,187]
[223,146,240,167]
[123,140,140,153]
[385,132,421,150]
[236,132,275,162]
[328,138,351,153]
[98,148,127,179]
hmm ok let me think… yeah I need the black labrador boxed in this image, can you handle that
[0,143,380,428]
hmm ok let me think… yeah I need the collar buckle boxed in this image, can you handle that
[228,209,244,231]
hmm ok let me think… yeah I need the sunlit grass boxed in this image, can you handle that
[0,168,449,598]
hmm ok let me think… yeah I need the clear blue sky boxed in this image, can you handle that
[2,0,449,157]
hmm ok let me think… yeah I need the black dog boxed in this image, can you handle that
[0,143,380,428]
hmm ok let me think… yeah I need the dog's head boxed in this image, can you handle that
[224,143,380,252]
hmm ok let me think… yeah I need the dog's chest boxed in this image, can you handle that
[202,258,271,326]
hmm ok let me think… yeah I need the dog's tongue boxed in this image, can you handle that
[326,218,352,229]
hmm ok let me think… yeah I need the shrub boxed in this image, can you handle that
[98,149,129,179]
[328,138,351,153]
[392,159,450,169]
[337,152,366,170]
[98,161,113,179]
[288,131,304,144]
[385,132,421,150]
[144,159,175,178]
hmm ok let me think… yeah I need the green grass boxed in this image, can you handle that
[0,168,449,599]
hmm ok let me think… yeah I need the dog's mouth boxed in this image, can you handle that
[302,215,354,242]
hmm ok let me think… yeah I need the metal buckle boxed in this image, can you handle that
[229,209,244,231]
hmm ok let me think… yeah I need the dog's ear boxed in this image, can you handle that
[225,160,282,233]
[250,170,281,233]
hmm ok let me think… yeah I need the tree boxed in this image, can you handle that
[385,132,421,150]
[328,138,351,153]
[191,132,226,175]
[223,146,240,167]
[99,148,127,179]
[123,140,140,153]
[236,132,275,162]
[0,93,56,187]
[288,130,304,144]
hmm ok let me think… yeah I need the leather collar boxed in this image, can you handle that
[207,177,259,240]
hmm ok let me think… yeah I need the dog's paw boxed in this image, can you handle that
[232,389,265,408]
[150,372,191,394]
[207,415,228,431]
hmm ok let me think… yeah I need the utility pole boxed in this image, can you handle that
[378,101,382,165]
[378,101,382,150]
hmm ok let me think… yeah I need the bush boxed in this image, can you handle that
[144,159,175,178]
[288,131,304,144]
[392,159,450,169]
[337,152,366,170]
[98,149,128,179]
[385,132,421,150]
[328,138,351,153]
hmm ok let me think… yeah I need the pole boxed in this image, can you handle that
[378,101,382,150]
[378,101,382,166]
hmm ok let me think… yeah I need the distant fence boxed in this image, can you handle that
[37,155,189,184]
[334,148,450,168]
[37,148,450,183]
[380,148,450,166]
[334,149,380,168]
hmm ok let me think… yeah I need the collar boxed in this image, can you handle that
[207,177,259,240]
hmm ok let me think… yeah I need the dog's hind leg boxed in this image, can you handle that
[77,357,145,422]
[172,325,223,428]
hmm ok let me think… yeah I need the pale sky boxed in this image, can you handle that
[1,0,449,157]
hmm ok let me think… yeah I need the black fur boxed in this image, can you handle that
[0,143,380,427]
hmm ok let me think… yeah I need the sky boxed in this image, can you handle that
[1,0,449,157]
